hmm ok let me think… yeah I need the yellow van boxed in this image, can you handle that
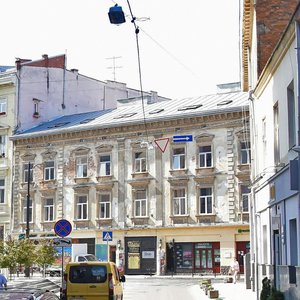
[61,261,125,300]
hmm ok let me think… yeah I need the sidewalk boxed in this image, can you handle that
[199,278,257,300]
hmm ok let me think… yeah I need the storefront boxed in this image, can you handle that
[125,236,157,275]
[166,241,220,274]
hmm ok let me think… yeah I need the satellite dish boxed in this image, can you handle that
[108,4,126,25]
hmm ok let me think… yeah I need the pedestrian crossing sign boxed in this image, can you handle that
[102,231,113,241]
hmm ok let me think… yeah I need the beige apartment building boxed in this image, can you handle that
[11,87,250,275]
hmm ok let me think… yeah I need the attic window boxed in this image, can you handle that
[114,112,137,119]
[80,118,95,124]
[47,122,70,129]
[217,100,233,106]
[149,108,164,114]
[178,104,202,111]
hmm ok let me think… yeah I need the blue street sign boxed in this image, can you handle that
[173,135,193,142]
[102,231,113,241]
[54,219,72,237]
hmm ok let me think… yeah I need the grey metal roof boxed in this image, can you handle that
[13,91,249,140]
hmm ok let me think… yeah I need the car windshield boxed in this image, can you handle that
[69,265,107,283]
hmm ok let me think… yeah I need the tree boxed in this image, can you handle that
[35,240,56,276]
[16,239,37,270]
[0,239,19,277]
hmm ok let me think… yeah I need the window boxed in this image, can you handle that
[199,187,213,214]
[76,195,88,220]
[99,154,111,176]
[262,118,267,165]
[241,185,250,212]
[23,199,33,223]
[44,198,54,221]
[99,193,111,219]
[172,148,185,169]
[134,189,147,217]
[0,135,6,157]
[173,188,186,216]
[274,103,280,164]
[134,151,147,173]
[240,141,251,164]
[178,104,202,111]
[24,163,33,183]
[0,98,7,114]
[0,179,4,204]
[76,156,88,178]
[199,145,212,168]
[287,81,296,149]
[44,161,55,181]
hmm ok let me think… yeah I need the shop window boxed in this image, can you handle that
[76,195,88,220]
[44,161,55,181]
[0,179,4,203]
[99,154,111,176]
[173,188,186,216]
[175,243,193,269]
[134,189,147,217]
[44,198,54,221]
[76,156,88,178]
[23,199,33,223]
[199,145,212,168]
[99,193,111,219]
[199,187,213,214]
[134,151,147,173]
[172,147,185,170]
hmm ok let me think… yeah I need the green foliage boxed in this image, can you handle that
[0,238,56,276]
[35,240,56,268]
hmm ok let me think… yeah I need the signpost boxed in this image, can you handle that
[54,219,72,287]
[103,231,113,261]
[173,135,193,143]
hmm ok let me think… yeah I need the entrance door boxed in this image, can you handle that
[236,241,250,274]
[195,249,213,270]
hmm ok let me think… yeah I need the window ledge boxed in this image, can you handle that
[74,177,90,183]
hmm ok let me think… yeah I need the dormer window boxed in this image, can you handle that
[33,98,41,118]
[0,98,7,115]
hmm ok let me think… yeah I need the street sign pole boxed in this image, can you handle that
[61,246,64,289]
[107,240,109,262]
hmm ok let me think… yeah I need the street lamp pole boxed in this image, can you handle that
[26,162,31,239]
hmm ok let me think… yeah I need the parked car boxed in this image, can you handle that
[45,266,62,277]
[74,254,98,262]
[61,261,125,300]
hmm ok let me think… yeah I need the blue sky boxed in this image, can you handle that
[1,0,240,99]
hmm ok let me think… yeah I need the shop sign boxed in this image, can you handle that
[195,242,212,249]
[142,251,155,259]
[128,241,140,253]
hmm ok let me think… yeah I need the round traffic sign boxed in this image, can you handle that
[54,219,72,237]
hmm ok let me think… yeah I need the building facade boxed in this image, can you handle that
[242,1,300,299]
[0,54,167,240]
[11,89,250,275]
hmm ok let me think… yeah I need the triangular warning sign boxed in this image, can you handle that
[104,232,111,240]
[154,138,169,153]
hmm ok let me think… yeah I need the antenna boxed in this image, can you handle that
[106,56,122,81]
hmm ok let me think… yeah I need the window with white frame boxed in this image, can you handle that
[44,198,54,221]
[99,154,111,176]
[0,135,6,157]
[76,195,88,220]
[99,193,111,219]
[199,187,213,214]
[76,156,88,178]
[44,161,55,181]
[134,189,147,217]
[241,185,250,212]
[262,118,267,165]
[0,98,7,114]
[0,179,4,204]
[172,147,185,169]
[274,103,280,165]
[199,145,212,168]
[23,199,33,223]
[240,141,251,164]
[134,151,147,173]
[173,188,186,216]
[23,163,33,183]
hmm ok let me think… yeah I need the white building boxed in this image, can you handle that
[242,1,300,298]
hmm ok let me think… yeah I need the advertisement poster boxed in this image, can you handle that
[53,246,71,266]
[128,253,140,269]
